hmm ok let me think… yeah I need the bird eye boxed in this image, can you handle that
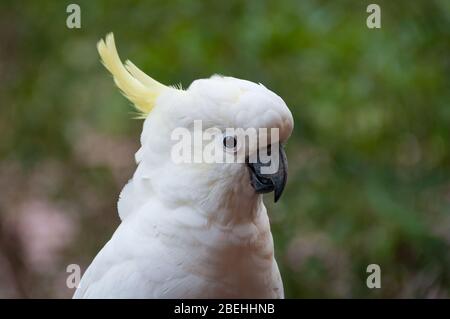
[223,136,237,150]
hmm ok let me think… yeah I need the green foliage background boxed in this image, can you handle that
[0,0,449,298]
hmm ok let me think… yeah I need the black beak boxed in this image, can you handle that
[247,144,288,203]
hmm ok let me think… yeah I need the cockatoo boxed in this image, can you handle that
[73,33,293,299]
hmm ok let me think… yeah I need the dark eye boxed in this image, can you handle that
[223,136,237,149]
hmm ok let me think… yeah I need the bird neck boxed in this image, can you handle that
[199,171,264,226]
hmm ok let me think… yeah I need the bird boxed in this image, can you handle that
[73,33,294,299]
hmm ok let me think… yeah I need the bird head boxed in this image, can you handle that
[98,34,293,223]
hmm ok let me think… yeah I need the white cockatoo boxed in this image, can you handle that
[73,33,293,299]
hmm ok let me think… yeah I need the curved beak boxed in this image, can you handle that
[247,144,288,202]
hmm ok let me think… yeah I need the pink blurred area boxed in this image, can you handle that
[0,131,137,298]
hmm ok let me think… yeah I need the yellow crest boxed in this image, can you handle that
[97,33,169,117]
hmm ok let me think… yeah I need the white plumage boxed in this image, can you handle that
[73,33,293,299]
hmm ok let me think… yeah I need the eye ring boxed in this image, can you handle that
[223,135,237,150]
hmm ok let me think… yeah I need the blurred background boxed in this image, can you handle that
[0,0,449,298]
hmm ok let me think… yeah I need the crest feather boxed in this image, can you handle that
[97,33,168,116]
